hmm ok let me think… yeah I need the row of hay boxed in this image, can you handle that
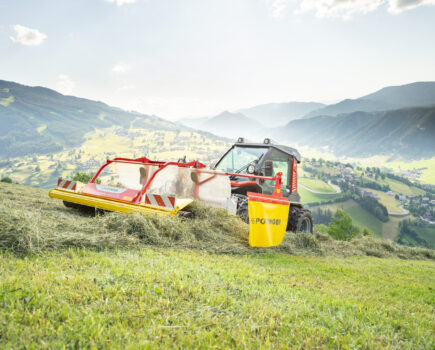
[1,196,434,260]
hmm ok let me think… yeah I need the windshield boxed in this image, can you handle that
[215,146,268,173]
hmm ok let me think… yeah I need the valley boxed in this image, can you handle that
[0,79,433,249]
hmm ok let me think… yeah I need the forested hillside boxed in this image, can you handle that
[0,80,225,159]
[0,80,231,187]
[276,107,435,158]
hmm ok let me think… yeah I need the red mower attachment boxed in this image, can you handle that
[49,155,291,247]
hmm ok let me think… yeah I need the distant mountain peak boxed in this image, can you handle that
[237,101,325,126]
[304,81,435,119]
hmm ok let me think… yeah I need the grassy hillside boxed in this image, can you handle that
[0,79,231,188]
[381,158,435,185]
[0,80,230,163]
[312,200,384,237]
[298,177,335,193]
[299,177,336,193]
[1,182,434,348]
[3,182,432,258]
[2,250,434,349]
[383,178,425,196]
[346,205,384,236]
[0,128,230,188]
[413,225,435,247]
[299,187,342,205]
[363,188,405,215]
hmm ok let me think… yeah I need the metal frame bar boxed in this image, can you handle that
[87,157,284,204]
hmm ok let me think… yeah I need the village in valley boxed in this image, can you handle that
[298,157,434,247]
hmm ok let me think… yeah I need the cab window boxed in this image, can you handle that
[261,149,290,194]
[215,146,268,174]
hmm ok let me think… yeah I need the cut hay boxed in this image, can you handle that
[0,182,434,260]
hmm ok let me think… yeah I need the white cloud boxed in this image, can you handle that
[118,85,136,92]
[298,0,382,19]
[388,0,435,13]
[111,62,130,74]
[105,0,137,6]
[267,0,291,18]
[297,0,435,19]
[56,74,75,95]
[10,24,47,46]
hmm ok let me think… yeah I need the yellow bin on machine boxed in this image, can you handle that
[247,192,290,247]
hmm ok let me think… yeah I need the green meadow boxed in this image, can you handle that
[1,182,434,348]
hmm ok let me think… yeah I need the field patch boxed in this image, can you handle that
[362,157,435,185]
[299,187,341,205]
[363,188,406,215]
[311,200,384,237]
[299,177,335,193]
[346,205,383,237]
[384,178,425,196]
[0,95,14,106]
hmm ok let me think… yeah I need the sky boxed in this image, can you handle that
[1,0,435,120]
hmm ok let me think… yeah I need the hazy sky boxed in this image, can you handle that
[2,0,435,120]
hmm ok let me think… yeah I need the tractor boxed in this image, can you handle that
[213,138,313,233]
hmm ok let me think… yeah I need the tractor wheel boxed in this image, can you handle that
[233,194,249,224]
[287,207,313,233]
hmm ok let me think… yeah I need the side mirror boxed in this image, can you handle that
[264,160,273,177]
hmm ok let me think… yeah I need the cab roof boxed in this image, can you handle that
[234,140,301,162]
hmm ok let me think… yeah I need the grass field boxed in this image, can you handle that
[357,157,435,185]
[1,250,434,349]
[312,200,384,237]
[382,217,406,241]
[404,222,435,248]
[383,178,425,196]
[299,177,336,193]
[363,188,405,215]
[312,199,410,240]
[346,205,383,237]
[299,187,341,205]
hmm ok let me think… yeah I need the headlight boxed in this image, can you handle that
[247,164,255,174]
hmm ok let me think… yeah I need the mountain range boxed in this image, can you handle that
[179,111,265,138]
[275,107,435,158]
[304,81,435,119]
[1,79,434,162]
[179,81,435,159]
[237,101,325,126]
[0,80,225,159]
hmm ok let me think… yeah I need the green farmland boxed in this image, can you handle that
[312,200,384,237]
[299,177,336,193]
[299,187,342,205]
